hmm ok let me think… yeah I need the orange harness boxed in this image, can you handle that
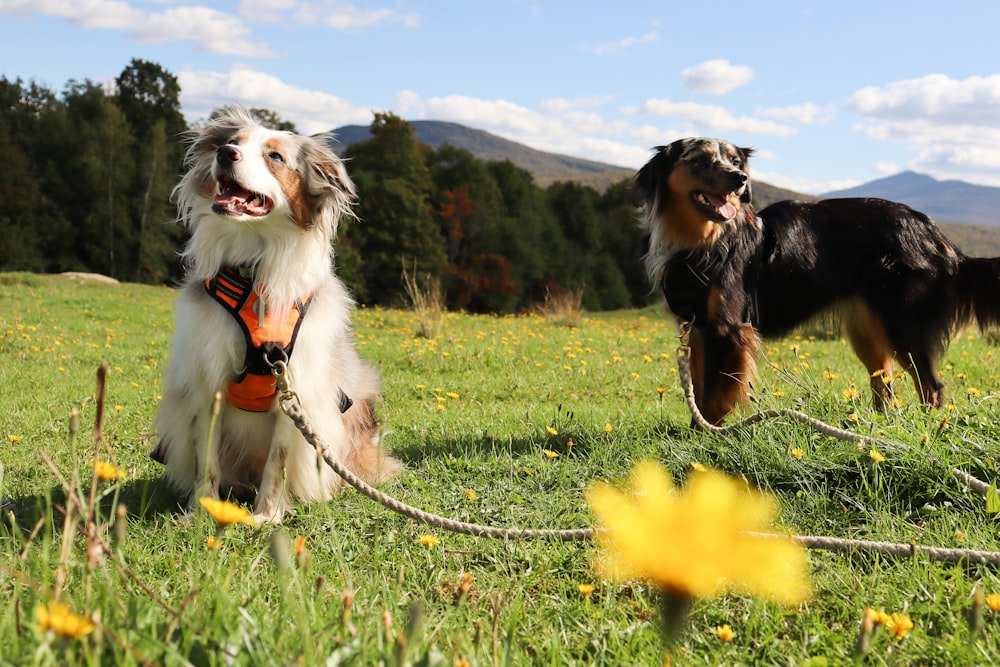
[205,267,312,412]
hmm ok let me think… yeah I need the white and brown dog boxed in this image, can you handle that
[153,105,398,524]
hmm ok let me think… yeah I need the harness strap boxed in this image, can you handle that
[205,267,312,412]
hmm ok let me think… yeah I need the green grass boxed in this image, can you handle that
[2,271,1000,665]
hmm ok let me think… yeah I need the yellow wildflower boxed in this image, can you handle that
[8,434,21,443]
[417,534,440,548]
[985,593,1000,612]
[604,423,613,434]
[847,412,859,423]
[714,624,735,642]
[542,449,560,459]
[868,448,886,463]
[578,583,596,598]
[865,607,891,625]
[198,497,255,527]
[842,387,859,400]
[790,448,804,460]
[206,536,221,550]
[89,461,127,481]
[545,426,558,436]
[586,462,811,604]
[446,392,460,399]
[886,613,914,639]
[36,601,95,639]
[463,488,477,501]
[293,535,307,556]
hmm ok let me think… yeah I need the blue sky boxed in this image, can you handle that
[2,0,999,193]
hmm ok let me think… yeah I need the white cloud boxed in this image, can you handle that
[399,92,649,169]
[292,1,420,29]
[849,74,1000,124]
[755,102,832,125]
[681,59,754,94]
[178,65,372,133]
[540,95,614,113]
[627,99,797,136]
[586,31,657,55]
[848,74,1000,185]
[0,0,265,56]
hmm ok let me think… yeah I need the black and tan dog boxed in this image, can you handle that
[637,137,1000,424]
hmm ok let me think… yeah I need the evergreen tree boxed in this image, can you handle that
[343,113,446,304]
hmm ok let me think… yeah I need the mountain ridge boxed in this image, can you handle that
[822,171,999,226]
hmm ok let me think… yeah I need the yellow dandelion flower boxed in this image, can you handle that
[847,412,859,423]
[293,535,307,556]
[578,583,595,597]
[715,624,735,642]
[790,448,804,459]
[463,488,477,501]
[89,461,127,481]
[586,462,811,604]
[656,387,666,396]
[967,387,981,397]
[842,387,859,400]
[417,534,440,548]
[199,497,255,527]
[114,405,124,412]
[604,423,613,434]
[542,449,560,459]
[446,392,460,399]
[865,607,891,625]
[546,426,558,436]
[868,448,886,463]
[886,613,914,639]
[206,535,221,550]
[36,601,95,639]
[9,434,22,443]
[985,593,1000,612]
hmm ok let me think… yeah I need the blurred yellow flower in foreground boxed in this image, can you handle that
[36,601,95,638]
[89,460,127,481]
[199,497,255,527]
[586,462,811,605]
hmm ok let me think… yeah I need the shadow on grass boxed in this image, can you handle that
[3,475,181,534]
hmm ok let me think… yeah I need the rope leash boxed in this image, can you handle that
[272,355,1000,564]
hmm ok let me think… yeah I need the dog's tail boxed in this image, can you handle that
[958,257,1000,331]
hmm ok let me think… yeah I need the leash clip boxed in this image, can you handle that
[676,317,693,356]
[271,360,299,406]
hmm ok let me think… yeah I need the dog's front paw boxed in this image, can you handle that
[252,501,290,526]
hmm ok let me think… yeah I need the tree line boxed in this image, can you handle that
[0,59,651,312]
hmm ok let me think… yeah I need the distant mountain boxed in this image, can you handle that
[331,120,634,190]
[822,171,1000,226]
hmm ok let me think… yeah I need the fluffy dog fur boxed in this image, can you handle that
[638,137,1000,424]
[155,105,398,524]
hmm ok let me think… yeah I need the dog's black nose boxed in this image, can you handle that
[217,145,242,166]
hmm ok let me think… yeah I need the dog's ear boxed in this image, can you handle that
[635,142,682,204]
[738,146,754,204]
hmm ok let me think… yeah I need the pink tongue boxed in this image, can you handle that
[704,193,737,220]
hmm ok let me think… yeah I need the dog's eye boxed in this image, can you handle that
[730,154,742,167]
[267,151,285,163]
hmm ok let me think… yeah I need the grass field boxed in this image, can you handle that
[2,272,1000,665]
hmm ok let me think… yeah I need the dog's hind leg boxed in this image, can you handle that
[253,434,291,525]
[842,302,895,410]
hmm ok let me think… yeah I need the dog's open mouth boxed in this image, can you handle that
[213,175,274,217]
[692,191,739,222]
